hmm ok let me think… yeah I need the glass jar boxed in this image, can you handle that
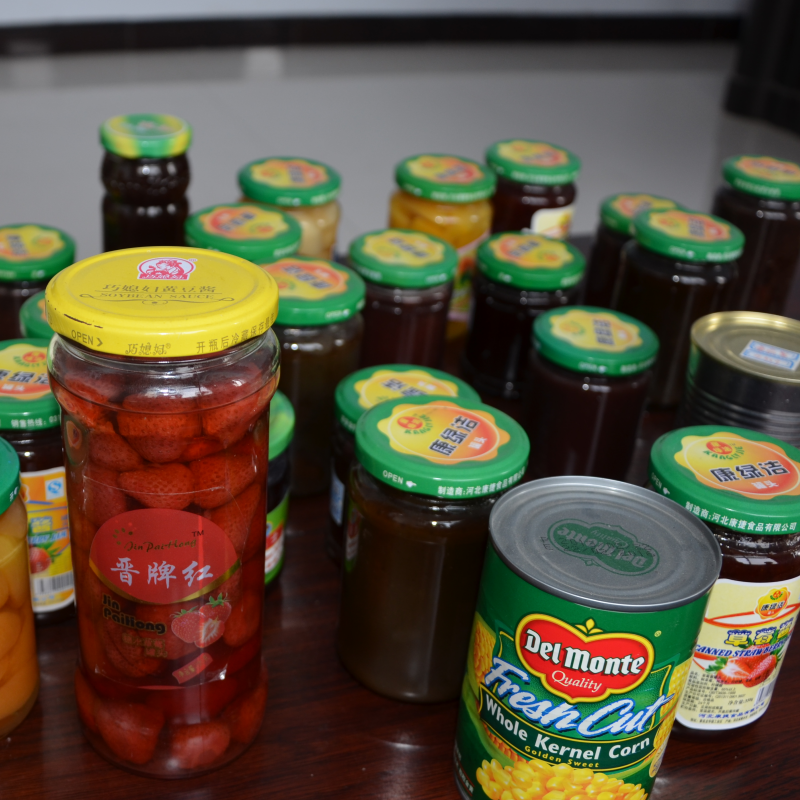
[462,233,585,399]
[614,209,742,410]
[19,291,53,340]
[238,157,342,259]
[46,246,279,777]
[650,425,800,735]
[0,339,73,625]
[349,229,458,368]
[712,155,800,315]
[525,307,658,480]
[265,390,294,586]
[185,203,301,265]
[337,395,529,702]
[328,364,480,564]
[0,225,75,340]
[100,114,192,252]
[264,257,365,497]
[0,439,39,737]
[486,139,580,237]
[389,154,496,337]
[585,193,680,307]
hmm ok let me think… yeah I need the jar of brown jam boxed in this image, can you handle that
[263,257,365,497]
[486,139,580,238]
[462,232,585,399]
[650,426,800,735]
[328,364,480,564]
[0,225,74,340]
[348,229,458,368]
[19,290,53,340]
[101,114,191,251]
[712,155,800,315]
[526,307,658,480]
[0,339,73,624]
[614,209,742,410]
[337,396,529,702]
[585,193,680,308]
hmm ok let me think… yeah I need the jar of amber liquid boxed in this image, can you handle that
[526,307,658,480]
[328,365,479,564]
[265,390,294,586]
[585,193,679,308]
[389,154,496,336]
[486,139,580,238]
[462,233,585,399]
[264,257,365,497]
[337,396,528,702]
[349,229,457,368]
[614,209,741,410]
[46,247,279,777]
[101,114,192,252]
[0,224,74,340]
[238,157,342,259]
[650,425,800,735]
[19,291,53,340]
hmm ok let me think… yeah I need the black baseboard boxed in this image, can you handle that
[0,15,740,56]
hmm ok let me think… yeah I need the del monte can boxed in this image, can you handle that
[454,477,721,800]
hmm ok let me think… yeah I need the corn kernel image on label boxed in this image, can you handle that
[199,205,289,241]
[263,259,349,300]
[550,309,644,353]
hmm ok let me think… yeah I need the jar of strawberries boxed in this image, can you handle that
[45,247,279,777]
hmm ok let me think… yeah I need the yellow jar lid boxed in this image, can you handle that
[45,247,279,358]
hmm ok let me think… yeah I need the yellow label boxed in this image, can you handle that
[611,194,677,220]
[407,155,485,185]
[735,156,800,184]
[22,466,74,612]
[675,432,800,499]
[378,400,509,463]
[199,205,289,241]
[529,205,574,240]
[250,158,330,188]
[550,309,643,352]
[0,225,64,262]
[489,234,574,270]
[0,343,51,399]
[361,230,445,267]
[648,210,732,243]
[677,576,800,729]
[496,140,569,167]
[355,369,461,410]
[263,258,349,300]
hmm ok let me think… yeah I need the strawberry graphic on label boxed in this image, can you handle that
[199,594,232,623]
[28,546,52,574]
[170,598,230,649]
[711,653,778,687]
[195,617,224,648]
[171,609,203,644]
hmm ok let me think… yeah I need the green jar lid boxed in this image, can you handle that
[486,139,581,185]
[238,156,341,207]
[356,395,529,498]
[269,390,295,460]
[348,229,458,289]
[534,306,659,377]
[650,425,800,535]
[0,339,60,431]
[185,203,302,263]
[100,113,191,159]
[264,257,366,327]
[335,364,481,434]
[600,193,681,235]
[723,155,800,201]
[633,208,744,263]
[0,438,21,516]
[0,224,75,281]
[477,232,585,291]
[19,292,53,340]
[394,154,496,203]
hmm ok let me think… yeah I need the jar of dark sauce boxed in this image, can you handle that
[526,306,658,480]
[100,114,191,251]
[462,232,585,399]
[613,209,741,410]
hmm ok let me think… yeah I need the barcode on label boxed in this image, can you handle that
[33,571,74,597]
[755,679,777,707]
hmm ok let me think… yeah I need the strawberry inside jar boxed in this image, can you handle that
[45,246,279,778]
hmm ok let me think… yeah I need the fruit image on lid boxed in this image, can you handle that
[478,232,586,291]
[0,438,21,515]
[238,156,342,207]
[263,257,366,326]
[185,203,302,263]
[394,154,497,203]
[485,139,581,185]
[100,113,192,159]
[600,193,681,235]
[356,396,528,497]
[0,224,75,281]
[723,155,800,201]
[633,208,744,263]
[0,339,60,430]
[19,292,53,340]
[269,390,295,461]
[45,247,279,358]
[348,229,458,288]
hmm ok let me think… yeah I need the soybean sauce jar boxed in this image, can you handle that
[486,139,580,238]
[338,396,529,702]
[462,233,585,399]
[265,390,294,586]
[349,229,458,368]
[526,307,659,481]
[19,291,53,340]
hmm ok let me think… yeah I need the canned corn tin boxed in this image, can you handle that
[454,477,721,800]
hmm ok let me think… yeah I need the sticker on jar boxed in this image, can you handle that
[549,309,644,353]
[647,210,732,243]
[265,491,288,585]
[330,467,345,526]
[355,368,461,410]
[250,158,331,189]
[525,204,574,240]
[362,230,446,268]
[406,155,486,185]
[449,232,489,323]
[198,205,290,241]
[0,224,67,262]
[0,343,51,400]
[263,259,349,300]
[740,339,800,372]
[734,156,800,184]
